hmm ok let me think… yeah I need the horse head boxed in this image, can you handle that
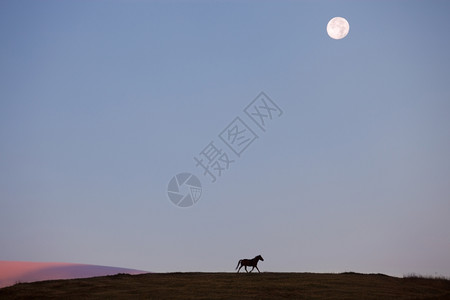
[257,255,264,261]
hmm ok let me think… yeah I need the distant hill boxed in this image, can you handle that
[1,272,450,299]
[0,261,147,288]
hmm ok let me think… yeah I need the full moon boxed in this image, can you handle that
[327,17,350,40]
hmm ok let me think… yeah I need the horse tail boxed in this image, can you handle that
[235,260,242,270]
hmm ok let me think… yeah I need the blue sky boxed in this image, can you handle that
[1,0,450,277]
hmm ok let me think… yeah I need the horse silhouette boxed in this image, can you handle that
[235,255,264,273]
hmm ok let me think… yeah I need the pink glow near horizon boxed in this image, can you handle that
[0,261,80,279]
[0,261,146,288]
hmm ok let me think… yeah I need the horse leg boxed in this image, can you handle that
[244,266,248,273]
[255,266,260,273]
[250,266,255,273]
[237,265,243,273]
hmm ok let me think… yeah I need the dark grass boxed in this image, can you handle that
[1,272,450,299]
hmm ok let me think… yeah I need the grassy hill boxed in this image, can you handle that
[1,272,450,299]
